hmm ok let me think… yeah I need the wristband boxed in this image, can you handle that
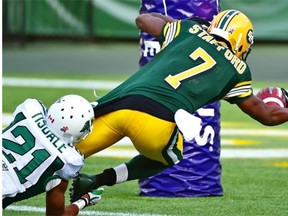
[72,197,88,210]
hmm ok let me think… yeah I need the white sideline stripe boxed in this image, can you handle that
[6,205,167,216]
[4,77,261,91]
[221,129,288,136]
[2,77,262,92]
[3,77,121,90]
[221,149,288,158]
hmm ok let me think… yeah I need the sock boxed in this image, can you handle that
[114,164,129,184]
[126,155,168,181]
[93,155,168,187]
[93,168,116,189]
[93,164,129,187]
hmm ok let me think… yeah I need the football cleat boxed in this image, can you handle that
[70,173,96,203]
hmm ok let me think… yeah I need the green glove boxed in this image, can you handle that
[70,173,96,203]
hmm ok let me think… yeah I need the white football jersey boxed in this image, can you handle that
[2,99,84,199]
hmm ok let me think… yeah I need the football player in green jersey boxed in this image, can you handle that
[70,10,288,202]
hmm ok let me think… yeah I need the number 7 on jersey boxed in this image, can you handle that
[165,47,216,89]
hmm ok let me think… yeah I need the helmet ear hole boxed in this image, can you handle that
[213,35,232,50]
[238,45,243,52]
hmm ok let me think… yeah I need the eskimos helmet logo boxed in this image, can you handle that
[247,29,254,45]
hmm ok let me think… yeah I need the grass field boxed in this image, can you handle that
[2,72,288,216]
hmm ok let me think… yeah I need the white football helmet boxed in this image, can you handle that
[46,94,94,146]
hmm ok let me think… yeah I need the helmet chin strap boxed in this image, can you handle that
[234,33,243,55]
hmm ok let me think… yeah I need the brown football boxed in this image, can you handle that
[256,87,287,108]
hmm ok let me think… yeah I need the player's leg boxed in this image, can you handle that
[70,111,184,201]
[89,110,184,183]
[125,110,183,166]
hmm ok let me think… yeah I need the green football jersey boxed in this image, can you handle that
[97,20,252,114]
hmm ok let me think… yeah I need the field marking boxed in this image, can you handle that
[268,162,288,168]
[3,77,121,90]
[6,205,167,216]
[2,77,262,92]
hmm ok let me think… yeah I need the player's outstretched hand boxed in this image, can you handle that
[88,188,104,206]
[70,173,96,203]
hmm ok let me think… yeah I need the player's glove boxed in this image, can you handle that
[87,188,104,206]
[70,173,96,203]
[72,188,104,210]
[281,88,288,107]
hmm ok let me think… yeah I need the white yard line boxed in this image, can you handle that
[6,205,168,216]
[3,77,260,92]
[3,77,121,90]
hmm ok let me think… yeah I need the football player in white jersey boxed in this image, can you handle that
[2,94,103,215]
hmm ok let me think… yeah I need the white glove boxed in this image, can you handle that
[73,188,104,210]
[87,188,104,206]
[174,109,202,141]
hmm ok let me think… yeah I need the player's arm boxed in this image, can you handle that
[147,12,177,22]
[46,179,103,216]
[237,95,288,126]
[135,13,176,37]
[46,179,73,215]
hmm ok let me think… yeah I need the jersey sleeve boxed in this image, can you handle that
[56,148,84,180]
[223,81,253,104]
[14,99,47,117]
[158,20,195,49]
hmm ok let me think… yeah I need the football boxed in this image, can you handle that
[256,87,287,108]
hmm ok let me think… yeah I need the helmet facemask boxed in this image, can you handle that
[63,118,94,147]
